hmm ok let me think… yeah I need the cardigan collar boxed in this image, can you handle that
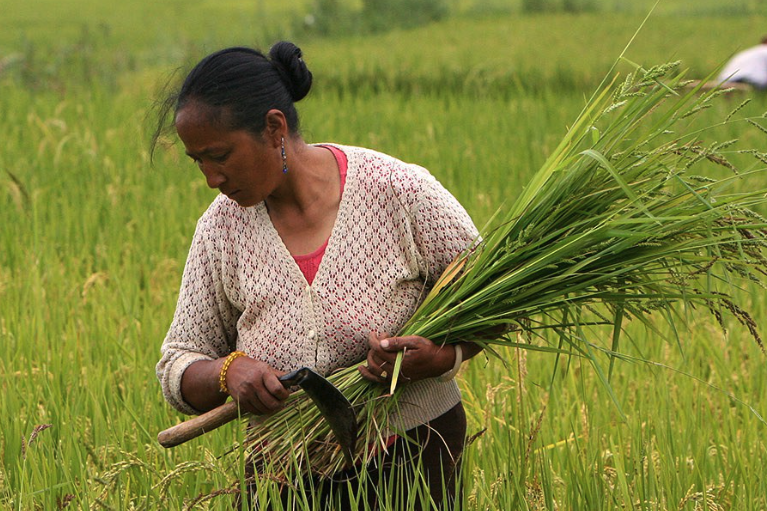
[250,144,358,289]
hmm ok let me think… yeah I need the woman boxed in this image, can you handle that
[154,41,482,509]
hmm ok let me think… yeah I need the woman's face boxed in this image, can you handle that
[175,102,283,208]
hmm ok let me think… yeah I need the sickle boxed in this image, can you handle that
[157,367,358,467]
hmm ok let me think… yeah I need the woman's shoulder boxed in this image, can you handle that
[328,144,439,193]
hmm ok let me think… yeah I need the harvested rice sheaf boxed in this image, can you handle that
[244,62,767,478]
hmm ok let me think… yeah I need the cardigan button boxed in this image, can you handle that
[307,329,316,339]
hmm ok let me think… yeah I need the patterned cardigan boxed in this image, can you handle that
[156,145,479,432]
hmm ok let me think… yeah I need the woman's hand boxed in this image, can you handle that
[358,332,456,385]
[224,357,291,415]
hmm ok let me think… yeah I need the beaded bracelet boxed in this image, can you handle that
[437,344,463,382]
[219,350,247,394]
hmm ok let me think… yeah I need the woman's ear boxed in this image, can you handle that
[263,109,288,147]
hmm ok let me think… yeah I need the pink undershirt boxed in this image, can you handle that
[292,145,348,284]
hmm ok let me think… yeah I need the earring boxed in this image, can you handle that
[281,137,288,173]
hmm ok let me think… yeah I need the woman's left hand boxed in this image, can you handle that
[358,332,455,385]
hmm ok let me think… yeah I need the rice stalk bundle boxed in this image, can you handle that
[243,62,767,478]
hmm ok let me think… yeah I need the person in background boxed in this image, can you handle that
[717,35,767,89]
[152,41,483,509]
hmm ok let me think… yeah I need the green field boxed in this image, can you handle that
[2,0,767,509]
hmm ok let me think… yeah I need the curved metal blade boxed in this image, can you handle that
[279,368,357,468]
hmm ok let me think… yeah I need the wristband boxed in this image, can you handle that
[437,344,463,382]
[219,350,247,394]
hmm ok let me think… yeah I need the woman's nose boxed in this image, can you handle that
[200,164,225,189]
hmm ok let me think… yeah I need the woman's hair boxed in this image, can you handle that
[151,41,312,157]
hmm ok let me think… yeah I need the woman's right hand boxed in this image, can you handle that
[224,356,291,415]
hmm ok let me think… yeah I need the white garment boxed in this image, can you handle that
[718,44,767,88]
[156,145,479,431]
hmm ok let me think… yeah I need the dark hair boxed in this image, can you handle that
[151,41,312,157]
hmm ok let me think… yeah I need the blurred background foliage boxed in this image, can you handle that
[1,0,766,95]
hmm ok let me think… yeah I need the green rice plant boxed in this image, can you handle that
[242,61,767,484]
[3,4,767,507]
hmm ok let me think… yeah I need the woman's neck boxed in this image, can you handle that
[265,141,342,255]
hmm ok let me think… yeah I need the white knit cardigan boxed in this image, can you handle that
[156,145,479,432]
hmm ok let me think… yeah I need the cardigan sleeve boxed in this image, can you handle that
[156,214,240,415]
[407,165,480,286]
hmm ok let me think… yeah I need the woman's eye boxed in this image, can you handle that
[211,153,229,163]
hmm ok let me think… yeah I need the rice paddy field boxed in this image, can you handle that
[2,0,767,509]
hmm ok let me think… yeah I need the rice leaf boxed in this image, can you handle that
[388,349,405,395]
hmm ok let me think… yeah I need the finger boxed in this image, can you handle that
[264,373,291,401]
[383,335,433,353]
[247,399,271,415]
[357,365,374,381]
[236,392,270,415]
[379,336,413,352]
[367,348,396,374]
[366,348,382,371]
[250,375,287,413]
[358,365,387,384]
[368,351,388,368]
[251,393,285,414]
[368,331,382,351]
[369,331,395,348]
[365,355,389,383]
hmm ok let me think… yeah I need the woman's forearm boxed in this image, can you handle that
[181,359,229,413]
[457,341,483,362]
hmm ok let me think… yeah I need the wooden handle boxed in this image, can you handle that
[157,401,241,448]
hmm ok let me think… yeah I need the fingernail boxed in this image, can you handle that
[381,339,389,349]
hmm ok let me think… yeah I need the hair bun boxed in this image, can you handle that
[269,41,313,102]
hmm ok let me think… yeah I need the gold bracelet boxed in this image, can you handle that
[219,351,247,394]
